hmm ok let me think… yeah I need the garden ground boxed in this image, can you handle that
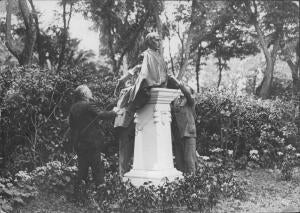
[16,168,300,213]
[213,168,300,213]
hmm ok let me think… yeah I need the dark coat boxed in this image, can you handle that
[172,85,196,139]
[69,100,116,152]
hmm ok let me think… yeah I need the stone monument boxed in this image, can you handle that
[124,88,182,186]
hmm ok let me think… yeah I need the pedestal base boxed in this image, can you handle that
[124,88,182,187]
[123,169,182,186]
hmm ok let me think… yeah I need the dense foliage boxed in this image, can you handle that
[0,174,38,212]
[1,156,245,213]
[0,1,299,212]
[92,162,245,212]
[0,64,298,212]
[0,64,117,174]
[195,89,298,166]
[1,64,298,212]
[1,64,299,174]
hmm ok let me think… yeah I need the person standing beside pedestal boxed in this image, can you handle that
[169,77,197,174]
[114,87,135,177]
[114,32,168,177]
[68,85,117,196]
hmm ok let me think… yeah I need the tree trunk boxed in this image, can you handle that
[57,1,73,72]
[217,57,223,88]
[287,60,299,99]
[57,1,67,71]
[286,53,300,135]
[0,123,5,169]
[256,62,273,98]
[247,0,282,99]
[296,44,300,133]
[28,0,44,66]
[5,0,21,61]
[5,0,37,66]
[108,29,117,73]
[256,36,281,99]
[177,0,197,80]
[195,46,201,92]
[252,21,273,99]
[154,7,163,56]
[167,35,175,75]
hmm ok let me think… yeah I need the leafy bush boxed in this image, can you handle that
[4,157,245,213]
[0,160,77,212]
[30,161,77,193]
[0,64,117,173]
[278,144,300,181]
[270,77,293,101]
[2,65,299,179]
[90,161,246,213]
[0,174,38,213]
[195,89,299,169]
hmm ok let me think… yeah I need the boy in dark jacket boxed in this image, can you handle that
[69,85,117,190]
[169,77,197,174]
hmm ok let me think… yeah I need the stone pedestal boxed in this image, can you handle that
[124,88,182,186]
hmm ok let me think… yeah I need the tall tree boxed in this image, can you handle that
[208,24,259,88]
[27,0,44,67]
[5,0,37,66]
[296,41,300,135]
[176,0,197,80]
[84,0,162,75]
[276,1,299,128]
[281,40,300,101]
[194,46,202,92]
[57,0,75,72]
[174,1,232,80]
[153,0,164,55]
[280,39,300,133]
[230,0,298,99]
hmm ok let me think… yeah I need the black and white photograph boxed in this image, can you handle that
[0,0,299,212]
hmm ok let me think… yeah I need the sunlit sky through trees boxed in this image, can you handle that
[0,0,294,89]
[0,0,183,58]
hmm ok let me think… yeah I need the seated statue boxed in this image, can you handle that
[114,32,169,177]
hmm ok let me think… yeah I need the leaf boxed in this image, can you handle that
[5,183,13,188]
[65,176,71,183]
[1,202,13,212]
[2,188,14,196]
[13,197,25,205]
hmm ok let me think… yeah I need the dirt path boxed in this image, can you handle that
[212,168,300,213]
[16,168,300,213]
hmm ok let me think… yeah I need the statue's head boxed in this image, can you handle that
[145,32,161,51]
[73,84,93,102]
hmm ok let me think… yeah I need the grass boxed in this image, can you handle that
[212,167,300,213]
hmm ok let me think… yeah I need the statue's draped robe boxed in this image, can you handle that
[128,48,167,103]
[114,49,167,128]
